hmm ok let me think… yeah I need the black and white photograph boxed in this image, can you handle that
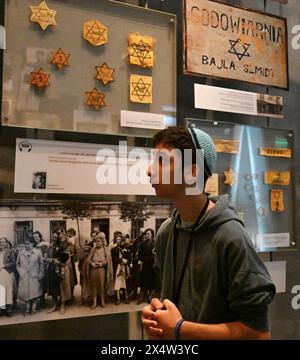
[0,199,173,326]
[256,93,284,118]
[26,46,49,67]
[32,171,47,189]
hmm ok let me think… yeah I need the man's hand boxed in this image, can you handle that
[141,298,164,340]
[154,299,182,339]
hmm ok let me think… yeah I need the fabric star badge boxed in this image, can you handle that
[85,88,106,110]
[224,168,236,186]
[130,74,152,104]
[30,68,50,89]
[30,1,57,31]
[96,63,115,85]
[51,48,70,70]
[270,189,284,212]
[83,20,107,46]
[128,33,155,68]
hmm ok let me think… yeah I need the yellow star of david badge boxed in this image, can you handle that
[85,88,106,110]
[224,168,236,186]
[83,20,108,46]
[30,1,57,31]
[30,68,50,89]
[130,74,152,104]
[128,33,155,68]
[96,63,115,85]
[51,48,70,70]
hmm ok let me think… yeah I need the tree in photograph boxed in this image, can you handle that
[118,202,153,240]
[61,200,92,247]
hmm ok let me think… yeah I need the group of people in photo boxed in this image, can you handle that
[0,225,158,317]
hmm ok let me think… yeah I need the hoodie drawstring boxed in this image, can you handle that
[172,195,210,306]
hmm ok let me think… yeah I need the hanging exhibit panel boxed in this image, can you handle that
[183,0,288,89]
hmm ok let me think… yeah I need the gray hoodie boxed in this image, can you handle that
[154,195,276,332]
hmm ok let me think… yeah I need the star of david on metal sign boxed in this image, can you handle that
[131,40,152,65]
[131,78,151,102]
[30,68,50,89]
[30,1,57,31]
[228,39,251,61]
[51,48,70,70]
[83,20,107,46]
[85,88,106,110]
[95,63,115,85]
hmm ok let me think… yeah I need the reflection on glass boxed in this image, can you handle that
[186,118,294,253]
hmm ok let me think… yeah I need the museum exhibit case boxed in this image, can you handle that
[1,0,300,341]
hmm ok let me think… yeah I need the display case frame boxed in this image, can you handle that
[186,117,297,253]
[1,0,177,137]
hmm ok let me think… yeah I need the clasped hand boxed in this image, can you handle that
[141,298,182,340]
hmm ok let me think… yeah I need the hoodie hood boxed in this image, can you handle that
[171,195,244,233]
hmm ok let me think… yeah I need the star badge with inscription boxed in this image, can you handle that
[96,63,115,85]
[131,40,152,65]
[30,68,50,89]
[130,74,152,104]
[128,34,155,68]
[83,20,107,46]
[224,168,236,186]
[85,88,106,110]
[30,1,57,31]
[51,48,70,70]
[228,39,251,61]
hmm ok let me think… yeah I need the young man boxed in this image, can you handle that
[142,126,276,340]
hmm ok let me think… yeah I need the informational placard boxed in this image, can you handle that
[194,84,284,118]
[121,110,165,130]
[14,138,155,196]
[256,233,290,248]
[184,0,288,88]
[265,261,286,293]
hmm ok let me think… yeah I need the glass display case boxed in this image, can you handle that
[1,0,176,137]
[186,118,296,252]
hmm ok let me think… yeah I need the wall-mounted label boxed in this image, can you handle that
[14,138,155,196]
[264,171,290,186]
[121,110,165,130]
[194,84,283,118]
[265,261,286,293]
[260,147,291,158]
[256,233,290,248]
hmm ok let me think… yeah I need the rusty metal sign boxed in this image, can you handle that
[184,0,288,89]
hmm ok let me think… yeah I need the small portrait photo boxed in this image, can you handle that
[32,171,47,189]
[26,46,49,67]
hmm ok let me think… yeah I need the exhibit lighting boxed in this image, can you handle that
[246,127,267,250]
